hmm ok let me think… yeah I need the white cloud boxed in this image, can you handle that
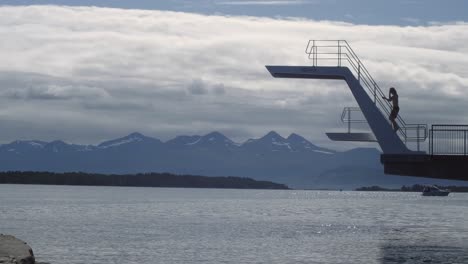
[0,5,467,151]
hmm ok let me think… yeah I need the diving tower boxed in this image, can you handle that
[266,40,468,181]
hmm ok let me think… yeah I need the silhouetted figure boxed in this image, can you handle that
[382,87,399,132]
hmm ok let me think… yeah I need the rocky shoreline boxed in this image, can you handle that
[0,235,48,264]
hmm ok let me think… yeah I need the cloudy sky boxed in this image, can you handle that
[1,2,468,150]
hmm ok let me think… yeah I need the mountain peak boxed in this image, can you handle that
[287,133,313,146]
[126,132,146,139]
[241,131,291,151]
[261,131,285,142]
[46,140,69,148]
[287,133,305,141]
[203,131,227,139]
[98,132,160,148]
[286,133,335,153]
[265,130,281,137]
[200,131,237,146]
[166,132,236,147]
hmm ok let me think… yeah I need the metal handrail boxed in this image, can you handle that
[339,107,426,150]
[430,125,468,155]
[312,42,397,121]
[305,40,409,141]
[403,123,427,151]
[341,107,367,123]
[340,107,366,134]
[403,124,428,142]
[306,41,396,109]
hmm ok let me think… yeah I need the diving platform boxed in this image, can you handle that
[381,154,468,181]
[266,40,468,181]
[265,64,410,154]
[326,132,376,142]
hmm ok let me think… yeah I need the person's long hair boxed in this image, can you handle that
[389,87,397,97]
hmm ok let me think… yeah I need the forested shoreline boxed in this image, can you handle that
[356,184,468,192]
[0,171,289,190]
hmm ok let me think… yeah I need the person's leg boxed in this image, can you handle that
[394,108,400,131]
[391,118,399,132]
[390,109,399,132]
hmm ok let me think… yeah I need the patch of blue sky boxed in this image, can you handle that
[2,0,468,25]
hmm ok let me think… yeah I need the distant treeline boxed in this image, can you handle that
[0,171,289,190]
[356,184,468,192]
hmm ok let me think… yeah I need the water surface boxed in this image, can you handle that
[1,184,467,263]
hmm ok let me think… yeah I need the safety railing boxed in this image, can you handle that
[340,107,426,150]
[341,107,367,133]
[430,125,468,155]
[305,40,415,145]
[341,107,366,124]
[402,124,427,151]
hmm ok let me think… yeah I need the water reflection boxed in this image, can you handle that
[380,232,468,263]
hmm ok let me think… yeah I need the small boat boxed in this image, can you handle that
[422,186,450,196]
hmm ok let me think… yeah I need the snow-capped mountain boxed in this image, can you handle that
[43,140,86,153]
[0,140,47,154]
[166,135,202,147]
[241,131,335,154]
[98,132,161,149]
[286,133,335,154]
[166,132,238,150]
[0,131,332,154]
[0,131,464,189]
[242,131,292,152]
[196,131,239,147]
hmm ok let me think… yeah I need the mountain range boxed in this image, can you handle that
[1,131,466,189]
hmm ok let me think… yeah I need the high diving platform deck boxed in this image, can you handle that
[266,40,468,181]
[381,154,468,181]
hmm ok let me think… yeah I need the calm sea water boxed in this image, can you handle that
[1,184,467,264]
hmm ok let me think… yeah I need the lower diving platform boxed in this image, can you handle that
[326,132,376,142]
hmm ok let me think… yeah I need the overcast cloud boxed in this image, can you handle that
[0,5,467,150]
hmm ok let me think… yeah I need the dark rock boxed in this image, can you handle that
[0,235,35,264]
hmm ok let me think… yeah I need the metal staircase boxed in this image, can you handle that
[305,40,427,151]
